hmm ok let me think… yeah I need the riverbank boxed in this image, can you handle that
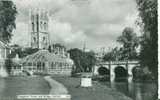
[52,76,132,100]
[0,76,50,100]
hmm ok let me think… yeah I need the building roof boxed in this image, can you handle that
[21,50,74,64]
[0,41,9,49]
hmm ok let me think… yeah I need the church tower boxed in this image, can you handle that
[29,9,49,49]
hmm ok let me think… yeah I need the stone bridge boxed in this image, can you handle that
[93,61,140,81]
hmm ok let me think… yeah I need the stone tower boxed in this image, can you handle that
[29,9,49,49]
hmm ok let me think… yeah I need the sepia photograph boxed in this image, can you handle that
[0,0,158,100]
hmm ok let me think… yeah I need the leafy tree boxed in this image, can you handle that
[103,27,139,62]
[103,52,113,61]
[82,51,96,72]
[0,1,17,43]
[117,27,139,60]
[68,48,84,73]
[22,47,39,57]
[5,58,13,74]
[103,47,117,61]
[0,1,17,74]
[103,47,123,61]
[136,0,158,79]
[9,45,38,58]
[68,48,96,73]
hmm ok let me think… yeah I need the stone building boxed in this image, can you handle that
[48,43,68,57]
[0,41,11,77]
[29,8,49,49]
[10,54,22,76]
[18,9,74,76]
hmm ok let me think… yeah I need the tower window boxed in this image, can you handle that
[43,37,45,41]
[32,22,34,31]
[33,37,36,42]
[44,22,47,30]
[40,21,43,29]
[31,15,34,21]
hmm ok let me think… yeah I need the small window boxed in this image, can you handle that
[43,37,45,41]
[32,22,34,31]
[44,22,47,30]
[33,37,36,42]
[42,63,45,70]
[40,21,43,29]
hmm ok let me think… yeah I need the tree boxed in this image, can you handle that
[68,48,96,73]
[9,45,39,58]
[103,52,113,61]
[103,47,124,61]
[22,47,39,57]
[103,47,118,61]
[68,48,84,73]
[117,27,139,60]
[0,1,17,43]
[5,58,13,74]
[83,51,96,72]
[136,0,158,79]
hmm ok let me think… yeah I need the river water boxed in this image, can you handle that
[102,79,157,100]
[0,76,158,100]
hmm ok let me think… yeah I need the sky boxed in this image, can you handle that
[11,0,140,52]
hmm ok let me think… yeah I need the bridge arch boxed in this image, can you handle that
[93,61,140,81]
[98,67,110,75]
[132,66,141,78]
[114,66,128,78]
[127,64,140,77]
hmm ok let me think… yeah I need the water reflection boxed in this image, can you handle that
[127,81,134,97]
[135,85,142,100]
[0,78,6,97]
[0,66,8,77]
[109,78,157,100]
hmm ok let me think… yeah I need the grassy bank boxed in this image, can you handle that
[0,76,50,100]
[52,76,132,100]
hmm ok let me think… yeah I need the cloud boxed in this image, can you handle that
[11,22,29,46]
[49,19,86,45]
[12,0,139,51]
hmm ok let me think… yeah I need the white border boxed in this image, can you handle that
[158,0,160,98]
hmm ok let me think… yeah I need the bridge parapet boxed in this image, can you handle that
[127,61,139,64]
[94,60,140,81]
[97,60,139,65]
